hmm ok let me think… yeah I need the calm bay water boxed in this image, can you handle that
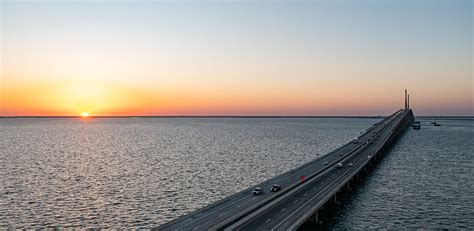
[0,117,472,229]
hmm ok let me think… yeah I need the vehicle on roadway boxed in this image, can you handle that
[252,187,263,195]
[323,161,328,165]
[352,137,359,143]
[336,163,343,168]
[348,163,353,167]
[270,184,282,192]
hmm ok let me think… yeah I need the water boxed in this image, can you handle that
[321,118,474,229]
[0,117,375,229]
[1,118,472,229]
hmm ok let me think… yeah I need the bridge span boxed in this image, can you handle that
[156,109,415,230]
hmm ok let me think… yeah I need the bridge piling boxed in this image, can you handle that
[306,210,321,226]
[312,211,319,223]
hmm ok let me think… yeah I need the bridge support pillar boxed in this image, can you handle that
[347,182,351,191]
[308,210,322,225]
[333,194,339,205]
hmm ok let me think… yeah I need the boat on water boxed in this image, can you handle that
[411,121,421,129]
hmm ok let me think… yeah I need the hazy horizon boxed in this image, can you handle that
[1,113,473,118]
[1,0,472,116]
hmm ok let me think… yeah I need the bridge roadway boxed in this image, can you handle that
[156,109,412,231]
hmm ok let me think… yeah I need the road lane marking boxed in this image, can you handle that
[176,194,252,230]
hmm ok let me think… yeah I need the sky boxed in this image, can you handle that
[0,0,472,116]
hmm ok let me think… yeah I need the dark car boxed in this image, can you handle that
[270,184,282,192]
[323,161,328,165]
[252,187,263,195]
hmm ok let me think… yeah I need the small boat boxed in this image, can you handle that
[410,121,420,128]
[413,124,421,130]
[432,121,441,126]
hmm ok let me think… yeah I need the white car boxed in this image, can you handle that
[336,163,343,168]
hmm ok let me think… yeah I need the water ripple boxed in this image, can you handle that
[0,117,372,228]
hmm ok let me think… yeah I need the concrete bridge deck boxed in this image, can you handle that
[156,109,414,231]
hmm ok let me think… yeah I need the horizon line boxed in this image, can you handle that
[1,115,473,119]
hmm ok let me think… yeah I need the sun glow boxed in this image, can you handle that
[81,112,89,117]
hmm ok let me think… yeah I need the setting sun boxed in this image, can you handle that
[81,112,89,117]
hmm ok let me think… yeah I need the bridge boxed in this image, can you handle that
[156,108,415,230]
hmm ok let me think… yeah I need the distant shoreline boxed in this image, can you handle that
[1,116,473,120]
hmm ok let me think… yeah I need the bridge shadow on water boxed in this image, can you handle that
[297,131,409,231]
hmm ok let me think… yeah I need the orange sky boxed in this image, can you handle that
[1,1,472,116]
